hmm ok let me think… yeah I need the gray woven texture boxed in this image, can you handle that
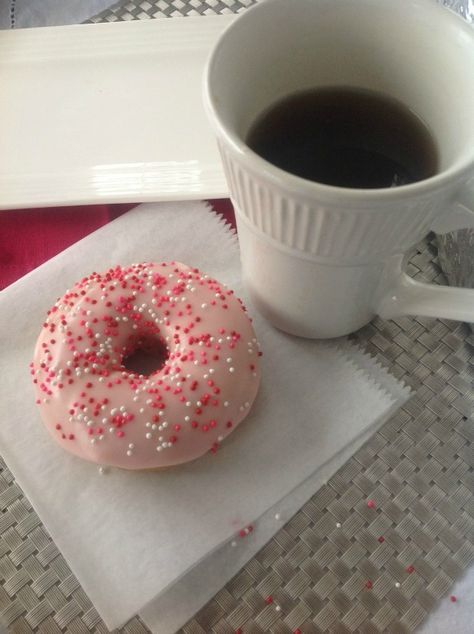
[1,235,472,633]
[2,1,474,632]
[87,0,256,22]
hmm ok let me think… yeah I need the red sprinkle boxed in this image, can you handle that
[265,596,273,604]
[55,424,62,430]
[378,536,385,543]
[365,580,373,589]
[450,595,457,603]
[406,565,415,574]
[367,500,376,509]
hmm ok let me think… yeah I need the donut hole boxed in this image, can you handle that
[122,336,169,377]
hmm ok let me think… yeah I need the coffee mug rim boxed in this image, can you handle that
[204,0,474,205]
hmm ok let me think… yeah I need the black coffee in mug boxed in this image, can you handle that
[246,87,438,189]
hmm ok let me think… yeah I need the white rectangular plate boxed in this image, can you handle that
[0,15,234,210]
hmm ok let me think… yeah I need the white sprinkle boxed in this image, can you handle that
[217,436,224,442]
[245,402,250,408]
[209,368,215,374]
[224,401,229,407]
[231,541,237,547]
[90,438,96,445]
[186,401,192,407]
[229,367,235,373]
[98,466,106,475]
[128,443,134,449]
[275,513,281,521]
[336,522,342,528]
[162,421,168,428]
[126,450,133,456]
[275,605,281,612]
[156,446,163,452]
[184,416,190,422]
[139,407,145,414]
[151,424,157,431]
[226,357,232,363]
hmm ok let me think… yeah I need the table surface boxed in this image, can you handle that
[0,2,473,634]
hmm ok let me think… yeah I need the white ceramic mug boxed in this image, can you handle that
[204,0,474,338]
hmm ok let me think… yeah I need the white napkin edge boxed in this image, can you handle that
[139,373,409,634]
[0,202,411,631]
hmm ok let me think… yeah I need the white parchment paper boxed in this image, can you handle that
[0,202,409,628]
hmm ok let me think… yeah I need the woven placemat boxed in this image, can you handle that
[87,0,256,22]
[1,2,473,633]
[1,234,472,634]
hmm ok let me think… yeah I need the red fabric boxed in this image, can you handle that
[0,200,235,291]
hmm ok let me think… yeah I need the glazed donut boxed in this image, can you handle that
[31,262,261,470]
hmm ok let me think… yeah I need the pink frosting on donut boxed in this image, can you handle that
[31,262,261,470]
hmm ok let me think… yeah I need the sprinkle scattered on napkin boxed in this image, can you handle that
[0,202,410,628]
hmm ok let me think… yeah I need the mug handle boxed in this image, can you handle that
[376,179,474,323]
